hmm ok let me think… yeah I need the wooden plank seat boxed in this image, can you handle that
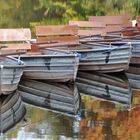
[69,21,106,36]
[89,14,132,26]
[67,20,126,45]
[31,25,79,51]
[0,28,31,56]
[89,14,132,33]
[107,27,140,37]
[33,24,132,74]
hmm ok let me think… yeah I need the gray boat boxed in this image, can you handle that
[34,25,131,73]
[99,40,140,65]
[76,71,132,107]
[0,91,26,133]
[43,42,132,73]
[126,40,140,65]
[126,64,140,90]
[19,50,79,82]
[18,79,80,116]
[0,56,25,95]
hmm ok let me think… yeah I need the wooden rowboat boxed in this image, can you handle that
[0,91,26,133]
[76,71,132,107]
[18,79,80,116]
[0,28,31,95]
[0,56,25,95]
[97,40,140,65]
[44,42,132,73]
[19,51,79,82]
[34,25,131,73]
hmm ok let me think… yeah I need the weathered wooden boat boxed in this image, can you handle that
[19,52,79,82]
[0,91,26,133]
[69,20,131,73]
[46,43,132,73]
[122,40,140,65]
[0,28,31,95]
[0,28,31,55]
[35,25,132,73]
[89,14,132,28]
[126,64,140,90]
[11,26,79,82]
[76,71,132,106]
[18,79,80,116]
[0,56,25,95]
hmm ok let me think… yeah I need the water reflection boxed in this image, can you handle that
[77,90,140,140]
[76,71,132,107]
[18,79,80,116]
[0,91,26,134]
[2,72,140,139]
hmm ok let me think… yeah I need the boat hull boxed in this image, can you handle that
[42,43,131,73]
[78,44,131,73]
[20,54,79,82]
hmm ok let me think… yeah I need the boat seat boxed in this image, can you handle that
[0,28,31,56]
[33,25,79,50]
[69,20,106,36]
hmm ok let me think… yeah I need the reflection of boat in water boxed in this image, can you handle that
[76,71,132,106]
[126,65,140,90]
[0,91,26,133]
[18,79,80,116]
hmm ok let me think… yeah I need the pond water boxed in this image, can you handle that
[1,71,140,140]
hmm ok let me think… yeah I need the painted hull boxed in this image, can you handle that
[126,65,140,90]
[42,43,131,73]
[0,56,24,95]
[18,79,80,116]
[76,71,132,106]
[20,53,79,82]
[0,91,26,133]
[78,44,131,73]
[102,41,140,65]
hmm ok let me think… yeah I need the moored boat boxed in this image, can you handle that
[0,28,31,95]
[0,56,25,95]
[19,51,79,82]
[34,25,132,73]
[44,42,132,73]
[97,40,140,65]
[18,79,80,116]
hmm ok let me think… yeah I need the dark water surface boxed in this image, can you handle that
[1,71,140,140]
